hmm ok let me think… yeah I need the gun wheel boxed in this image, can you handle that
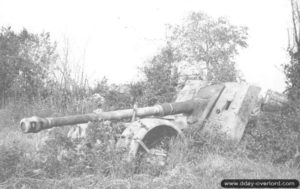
[135,126,178,175]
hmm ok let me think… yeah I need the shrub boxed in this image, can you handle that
[242,108,300,166]
[0,144,23,182]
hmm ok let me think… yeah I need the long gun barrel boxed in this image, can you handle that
[20,100,200,133]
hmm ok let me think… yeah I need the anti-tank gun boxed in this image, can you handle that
[20,80,261,164]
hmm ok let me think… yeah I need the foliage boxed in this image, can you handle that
[284,59,300,100]
[0,27,57,105]
[0,144,24,182]
[167,12,248,82]
[241,109,300,166]
[183,102,300,167]
[2,9,300,189]
[134,12,248,107]
[93,77,134,110]
[0,26,89,115]
[1,124,299,189]
[1,93,300,187]
[284,0,300,99]
[139,45,179,106]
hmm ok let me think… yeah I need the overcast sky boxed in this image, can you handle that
[0,0,292,92]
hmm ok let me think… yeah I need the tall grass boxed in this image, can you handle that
[0,93,300,188]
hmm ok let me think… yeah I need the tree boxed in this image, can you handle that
[140,45,179,105]
[167,12,248,82]
[0,27,57,105]
[285,0,300,100]
[137,11,248,106]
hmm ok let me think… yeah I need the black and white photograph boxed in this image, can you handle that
[0,0,299,188]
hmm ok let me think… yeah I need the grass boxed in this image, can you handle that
[0,101,299,189]
[1,150,298,189]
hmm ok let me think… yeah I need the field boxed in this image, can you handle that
[0,100,300,189]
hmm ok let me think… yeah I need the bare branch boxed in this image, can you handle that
[295,1,300,48]
[291,0,299,46]
[287,28,291,50]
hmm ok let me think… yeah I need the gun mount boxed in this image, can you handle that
[20,81,261,164]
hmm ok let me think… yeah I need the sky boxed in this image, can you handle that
[0,0,292,92]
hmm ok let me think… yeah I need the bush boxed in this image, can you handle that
[242,108,300,166]
[0,144,23,182]
[0,134,42,183]
[1,78,300,187]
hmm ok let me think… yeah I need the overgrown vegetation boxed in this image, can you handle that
[285,0,300,99]
[1,107,300,188]
[1,8,300,189]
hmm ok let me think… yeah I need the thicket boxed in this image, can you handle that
[1,9,300,188]
[1,100,300,188]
